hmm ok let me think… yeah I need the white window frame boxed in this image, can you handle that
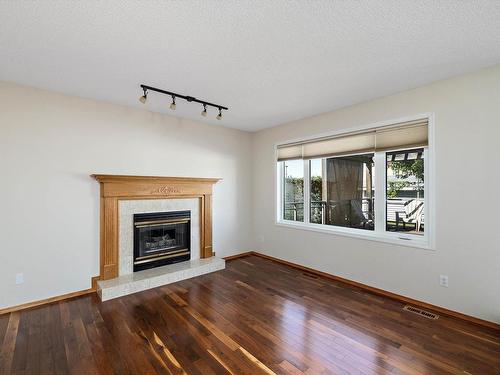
[275,114,435,250]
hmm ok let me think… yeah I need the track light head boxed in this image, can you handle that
[169,96,176,110]
[201,104,207,117]
[139,88,147,104]
[216,108,222,120]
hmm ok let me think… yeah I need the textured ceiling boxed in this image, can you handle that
[1,1,500,131]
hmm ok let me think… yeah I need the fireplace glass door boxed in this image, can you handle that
[133,211,191,271]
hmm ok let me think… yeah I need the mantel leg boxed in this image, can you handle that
[203,194,213,257]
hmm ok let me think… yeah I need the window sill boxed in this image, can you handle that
[275,220,434,250]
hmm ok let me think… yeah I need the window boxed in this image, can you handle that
[277,117,432,248]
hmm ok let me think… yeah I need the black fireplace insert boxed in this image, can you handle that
[133,210,191,272]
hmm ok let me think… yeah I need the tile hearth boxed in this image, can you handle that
[97,257,225,301]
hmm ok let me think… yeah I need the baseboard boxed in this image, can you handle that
[0,277,98,315]
[223,251,254,261]
[231,251,500,331]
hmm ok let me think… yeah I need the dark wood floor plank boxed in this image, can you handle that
[10,311,28,374]
[0,314,10,349]
[24,308,42,375]
[0,312,20,375]
[1,255,499,375]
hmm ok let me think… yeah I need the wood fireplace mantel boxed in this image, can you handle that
[92,174,221,282]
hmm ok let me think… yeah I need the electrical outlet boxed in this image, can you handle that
[439,275,449,287]
[15,273,24,285]
[257,235,264,243]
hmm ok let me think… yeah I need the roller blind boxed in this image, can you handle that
[276,144,303,161]
[374,120,428,151]
[277,118,428,161]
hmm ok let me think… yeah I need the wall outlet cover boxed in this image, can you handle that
[439,275,449,287]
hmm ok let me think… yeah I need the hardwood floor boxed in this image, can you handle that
[1,255,499,375]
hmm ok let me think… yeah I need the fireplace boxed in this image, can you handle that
[133,210,191,272]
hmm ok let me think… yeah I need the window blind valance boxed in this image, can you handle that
[277,118,428,161]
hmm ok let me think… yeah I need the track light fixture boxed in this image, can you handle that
[139,87,147,104]
[139,84,228,120]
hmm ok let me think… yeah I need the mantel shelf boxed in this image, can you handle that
[92,174,221,185]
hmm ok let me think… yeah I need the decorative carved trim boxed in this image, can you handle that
[92,175,221,280]
[154,186,182,194]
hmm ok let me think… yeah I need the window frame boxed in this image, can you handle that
[275,114,435,250]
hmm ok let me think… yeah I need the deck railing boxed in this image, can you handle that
[284,198,424,231]
[284,198,374,226]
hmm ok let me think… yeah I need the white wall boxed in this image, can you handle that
[252,65,500,323]
[0,82,253,309]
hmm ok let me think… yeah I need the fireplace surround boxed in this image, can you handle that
[91,174,221,284]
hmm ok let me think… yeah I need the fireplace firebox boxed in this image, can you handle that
[133,210,191,272]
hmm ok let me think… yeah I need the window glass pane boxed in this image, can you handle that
[386,148,425,235]
[310,159,324,224]
[310,154,375,230]
[283,160,304,222]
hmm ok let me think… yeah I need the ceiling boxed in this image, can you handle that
[1,1,500,132]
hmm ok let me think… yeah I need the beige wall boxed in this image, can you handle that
[0,82,253,309]
[252,65,500,323]
[2,65,500,323]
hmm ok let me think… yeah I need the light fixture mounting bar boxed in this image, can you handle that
[140,84,228,110]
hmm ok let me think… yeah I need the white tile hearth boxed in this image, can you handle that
[97,257,225,301]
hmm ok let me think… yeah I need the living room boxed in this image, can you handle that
[1,2,499,374]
